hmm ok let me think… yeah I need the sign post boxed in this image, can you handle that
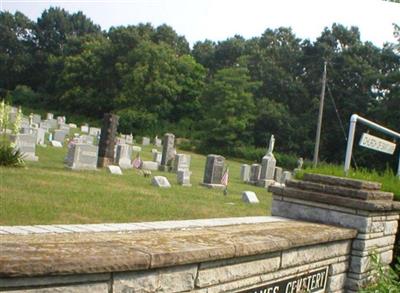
[344,114,399,177]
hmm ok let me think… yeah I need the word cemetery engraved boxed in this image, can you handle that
[359,133,396,155]
[238,267,328,293]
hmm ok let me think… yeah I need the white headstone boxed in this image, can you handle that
[152,151,162,164]
[115,144,133,169]
[274,167,283,183]
[152,176,171,188]
[242,191,259,204]
[240,164,250,182]
[142,137,150,146]
[107,165,123,175]
[89,127,101,137]
[281,171,292,184]
[11,134,38,161]
[132,146,142,152]
[66,143,98,170]
[177,170,191,186]
[81,125,89,133]
[173,153,191,172]
[142,161,159,171]
[51,141,63,148]
[68,123,77,129]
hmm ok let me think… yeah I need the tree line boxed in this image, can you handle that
[1,8,399,171]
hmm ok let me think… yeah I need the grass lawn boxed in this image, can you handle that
[0,143,272,225]
[298,164,400,200]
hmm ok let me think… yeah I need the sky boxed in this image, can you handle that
[1,0,399,47]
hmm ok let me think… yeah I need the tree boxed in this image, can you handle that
[0,11,35,92]
[198,67,257,152]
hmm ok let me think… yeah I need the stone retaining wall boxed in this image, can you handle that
[270,173,400,292]
[1,218,356,293]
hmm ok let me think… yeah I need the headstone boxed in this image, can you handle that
[46,118,58,129]
[66,143,98,170]
[81,125,89,133]
[97,114,119,168]
[142,137,150,146]
[39,121,50,132]
[57,116,66,125]
[159,133,175,171]
[8,112,17,124]
[274,167,283,183]
[53,129,68,143]
[79,135,94,145]
[259,135,276,187]
[115,144,133,169]
[242,191,260,204]
[152,151,162,164]
[249,164,261,184]
[240,164,250,182]
[280,171,292,185]
[32,114,41,124]
[10,134,38,161]
[68,123,77,129]
[177,170,191,187]
[154,136,162,147]
[173,153,191,172]
[89,127,101,137]
[142,161,159,171]
[107,165,123,175]
[59,124,70,132]
[51,141,63,148]
[116,137,126,145]
[202,154,225,188]
[151,176,171,188]
[46,113,54,120]
[132,146,142,152]
[35,128,46,145]
[126,134,133,144]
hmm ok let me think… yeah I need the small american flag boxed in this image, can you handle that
[132,154,142,169]
[221,167,229,186]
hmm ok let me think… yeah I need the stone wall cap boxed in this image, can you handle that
[0,220,356,278]
[279,187,400,212]
[303,173,382,190]
[285,179,394,201]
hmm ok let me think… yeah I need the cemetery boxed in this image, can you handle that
[1,4,400,291]
[1,105,399,293]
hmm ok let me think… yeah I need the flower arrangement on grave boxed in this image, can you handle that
[0,100,25,167]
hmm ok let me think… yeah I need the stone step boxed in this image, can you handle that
[303,173,382,191]
[274,187,400,212]
[285,180,393,201]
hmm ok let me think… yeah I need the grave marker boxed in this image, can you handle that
[240,164,250,182]
[177,170,191,187]
[259,135,276,187]
[115,144,133,169]
[151,176,171,188]
[202,154,225,188]
[66,143,98,170]
[173,154,191,172]
[242,191,259,204]
[107,165,123,175]
[10,134,38,161]
[159,133,175,171]
[97,114,118,168]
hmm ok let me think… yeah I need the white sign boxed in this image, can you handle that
[359,133,396,155]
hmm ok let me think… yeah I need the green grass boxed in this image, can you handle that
[0,144,272,225]
[297,164,400,200]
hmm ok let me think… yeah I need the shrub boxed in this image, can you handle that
[359,252,400,293]
[0,144,25,167]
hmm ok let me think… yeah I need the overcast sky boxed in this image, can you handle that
[2,0,399,47]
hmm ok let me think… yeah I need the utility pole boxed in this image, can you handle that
[313,61,328,167]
